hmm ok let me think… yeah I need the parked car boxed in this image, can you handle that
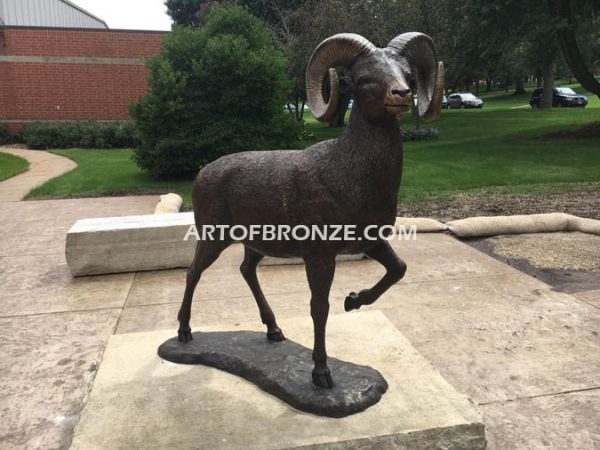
[447,93,484,109]
[529,87,588,108]
[285,103,309,112]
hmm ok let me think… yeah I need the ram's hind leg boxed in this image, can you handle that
[240,246,285,342]
[345,240,406,312]
[177,238,230,343]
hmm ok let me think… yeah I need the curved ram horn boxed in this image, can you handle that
[388,32,444,121]
[306,33,375,122]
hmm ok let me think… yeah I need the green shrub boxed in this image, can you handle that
[22,121,138,149]
[400,126,439,141]
[11,128,25,144]
[0,124,10,145]
[130,5,299,178]
[298,129,316,141]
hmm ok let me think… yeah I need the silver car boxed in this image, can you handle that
[447,93,483,109]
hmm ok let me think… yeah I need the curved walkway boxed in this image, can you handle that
[0,147,76,202]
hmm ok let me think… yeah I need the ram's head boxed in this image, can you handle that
[306,32,444,123]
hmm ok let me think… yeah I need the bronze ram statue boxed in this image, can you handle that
[176,32,444,389]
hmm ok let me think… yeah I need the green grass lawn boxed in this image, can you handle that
[0,152,29,182]
[302,82,600,202]
[28,149,193,202]
[27,82,600,205]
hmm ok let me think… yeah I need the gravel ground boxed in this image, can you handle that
[398,184,600,222]
[397,185,600,293]
[468,232,600,293]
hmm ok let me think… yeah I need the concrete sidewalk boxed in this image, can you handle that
[0,147,76,201]
[0,197,599,449]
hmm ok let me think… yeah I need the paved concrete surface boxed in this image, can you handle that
[71,312,485,450]
[575,290,600,308]
[0,196,599,449]
[0,148,77,201]
[0,197,158,450]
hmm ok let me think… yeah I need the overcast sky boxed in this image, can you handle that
[73,0,173,31]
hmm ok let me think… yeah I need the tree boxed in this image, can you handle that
[164,0,215,26]
[165,0,305,28]
[281,0,425,126]
[549,0,600,100]
[131,5,298,178]
[447,0,566,106]
[165,0,600,122]
[166,0,310,121]
[526,19,560,108]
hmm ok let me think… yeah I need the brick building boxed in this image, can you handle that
[0,0,166,132]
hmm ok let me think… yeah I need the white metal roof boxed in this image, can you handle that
[0,0,109,29]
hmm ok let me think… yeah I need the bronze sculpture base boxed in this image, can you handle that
[158,330,388,418]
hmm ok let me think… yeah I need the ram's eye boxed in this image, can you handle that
[357,77,373,87]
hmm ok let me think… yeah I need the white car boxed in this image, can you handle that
[285,103,309,112]
[447,93,483,109]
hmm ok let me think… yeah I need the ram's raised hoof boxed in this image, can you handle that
[344,292,362,312]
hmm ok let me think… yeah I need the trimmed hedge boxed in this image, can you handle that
[301,125,439,144]
[22,121,139,149]
[400,126,439,141]
[0,124,10,145]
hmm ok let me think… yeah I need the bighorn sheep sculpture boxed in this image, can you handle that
[177,32,444,388]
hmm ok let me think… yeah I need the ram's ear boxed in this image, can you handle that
[338,75,355,95]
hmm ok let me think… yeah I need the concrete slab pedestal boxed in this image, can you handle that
[71,311,485,449]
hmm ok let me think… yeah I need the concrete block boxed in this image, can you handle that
[261,253,364,266]
[66,213,196,277]
[71,311,486,450]
[66,213,363,276]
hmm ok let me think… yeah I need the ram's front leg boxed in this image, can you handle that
[345,240,406,312]
[304,255,336,388]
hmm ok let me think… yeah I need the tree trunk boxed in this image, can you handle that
[535,68,543,87]
[465,76,473,92]
[299,99,306,122]
[327,93,351,128]
[294,98,300,122]
[548,0,600,100]
[486,78,492,92]
[540,62,556,109]
[293,98,306,122]
[475,79,480,96]
[514,75,525,95]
